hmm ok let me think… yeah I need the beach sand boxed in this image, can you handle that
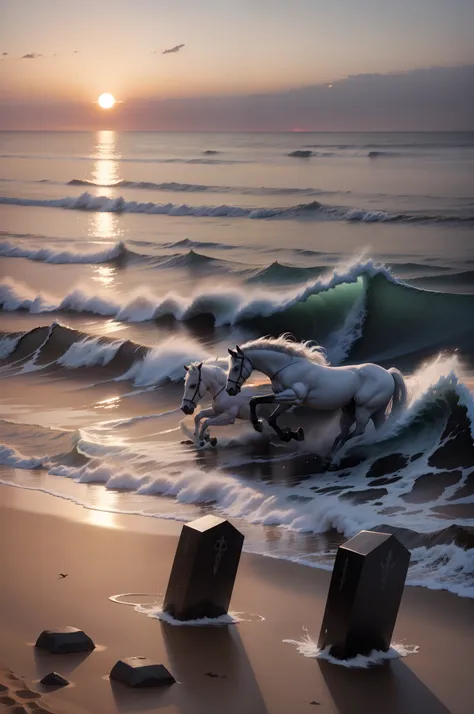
[0,482,472,714]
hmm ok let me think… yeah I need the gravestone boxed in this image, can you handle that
[318,530,410,659]
[163,515,244,621]
[110,658,175,688]
[35,626,95,654]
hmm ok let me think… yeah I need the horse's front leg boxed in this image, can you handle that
[272,389,306,441]
[249,395,276,433]
[198,411,237,446]
[194,408,217,443]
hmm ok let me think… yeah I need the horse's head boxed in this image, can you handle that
[181,362,205,414]
[226,345,253,396]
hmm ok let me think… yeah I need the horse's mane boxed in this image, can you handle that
[240,335,328,365]
[187,360,227,377]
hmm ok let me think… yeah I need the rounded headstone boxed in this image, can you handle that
[40,672,69,687]
[35,627,95,654]
[110,658,175,688]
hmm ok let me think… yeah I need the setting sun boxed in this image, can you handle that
[98,93,115,109]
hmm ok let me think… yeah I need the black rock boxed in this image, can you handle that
[318,530,410,660]
[110,658,175,688]
[40,672,69,687]
[35,627,95,654]
[163,515,244,621]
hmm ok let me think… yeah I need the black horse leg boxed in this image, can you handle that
[268,403,293,441]
[332,400,356,452]
[249,395,275,432]
[268,403,304,442]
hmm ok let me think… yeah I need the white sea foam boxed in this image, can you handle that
[118,336,212,386]
[0,444,46,469]
[0,239,125,264]
[135,605,243,626]
[58,337,123,368]
[0,333,22,359]
[284,632,419,667]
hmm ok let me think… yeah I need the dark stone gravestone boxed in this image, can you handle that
[163,515,244,621]
[35,626,95,654]
[318,530,410,659]
[110,658,175,688]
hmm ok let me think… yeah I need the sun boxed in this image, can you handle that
[98,93,115,109]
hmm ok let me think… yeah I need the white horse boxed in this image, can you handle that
[225,336,408,450]
[181,361,267,446]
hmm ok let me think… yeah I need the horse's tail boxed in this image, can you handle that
[388,368,408,417]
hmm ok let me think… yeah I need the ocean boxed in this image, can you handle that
[1,130,473,599]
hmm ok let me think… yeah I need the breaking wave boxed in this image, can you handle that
[1,192,472,224]
[67,178,344,196]
[2,259,474,365]
[0,238,126,264]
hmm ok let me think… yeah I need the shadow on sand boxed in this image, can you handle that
[318,657,452,714]
[160,621,268,714]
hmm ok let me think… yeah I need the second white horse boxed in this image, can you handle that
[181,361,267,446]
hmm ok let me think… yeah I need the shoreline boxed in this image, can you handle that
[1,483,473,714]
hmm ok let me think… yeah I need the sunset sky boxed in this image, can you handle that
[1,0,473,130]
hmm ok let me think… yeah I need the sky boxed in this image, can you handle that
[1,0,473,130]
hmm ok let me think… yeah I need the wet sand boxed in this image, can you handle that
[0,484,473,714]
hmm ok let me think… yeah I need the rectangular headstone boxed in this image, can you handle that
[163,515,244,621]
[318,530,410,659]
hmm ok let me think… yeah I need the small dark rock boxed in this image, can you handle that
[40,673,69,687]
[310,702,321,706]
[35,627,95,654]
[110,658,175,688]
[205,672,226,678]
[366,454,408,479]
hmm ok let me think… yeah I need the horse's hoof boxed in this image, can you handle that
[252,420,264,433]
[209,437,218,447]
[199,440,205,447]
[295,427,305,442]
[280,429,293,443]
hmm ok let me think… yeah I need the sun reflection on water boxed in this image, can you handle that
[89,130,122,240]
[92,265,116,288]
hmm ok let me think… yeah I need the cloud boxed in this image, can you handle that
[162,44,185,55]
[22,53,42,59]
[1,64,473,131]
